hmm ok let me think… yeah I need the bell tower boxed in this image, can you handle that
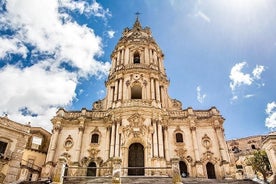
[103,17,179,110]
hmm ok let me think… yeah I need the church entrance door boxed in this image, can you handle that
[206,162,216,179]
[87,162,96,176]
[128,143,144,175]
[179,161,188,177]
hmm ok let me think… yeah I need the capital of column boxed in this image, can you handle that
[78,116,86,131]
[52,117,63,132]
[213,120,222,130]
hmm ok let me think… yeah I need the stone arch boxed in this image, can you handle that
[90,127,101,144]
[133,51,140,64]
[174,126,184,144]
[206,162,216,179]
[87,161,97,176]
[131,85,142,99]
[128,143,144,175]
[179,160,188,177]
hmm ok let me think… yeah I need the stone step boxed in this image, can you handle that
[63,177,258,184]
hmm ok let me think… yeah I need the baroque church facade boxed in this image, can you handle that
[42,18,232,180]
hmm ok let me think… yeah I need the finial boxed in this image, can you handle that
[133,12,142,29]
[135,12,141,19]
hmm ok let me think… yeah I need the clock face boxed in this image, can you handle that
[134,74,140,80]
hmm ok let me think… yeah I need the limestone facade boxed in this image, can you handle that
[19,127,51,181]
[42,18,232,180]
[227,133,276,180]
[0,116,30,184]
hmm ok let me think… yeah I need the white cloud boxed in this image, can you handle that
[0,0,111,131]
[265,101,276,130]
[107,30,115,38]
[244,94,255,98]
[229,62,265,91]
[0,63,77,131]
[229,62,253,91]
[0,37,28,59]
[59,0,111,19]
[196,11,211,23]
[196,86,206,103]
[252,65,265,79]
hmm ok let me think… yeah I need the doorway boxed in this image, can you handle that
[179,161,188,177]
[206,162,216,179]
[128,143,144,175]
[87,162,96,176]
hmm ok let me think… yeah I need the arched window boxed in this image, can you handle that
[176,133,183,143]
[251,144,256,149]
[91,134,99,144]
[131,85,142,99]
[133,52,140,64]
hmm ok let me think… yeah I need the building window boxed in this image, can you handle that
[91,134,99,144]
[176,133,183,143]
[251,144,256,149]
[236,165,243,169]
[0,141,8,156]
[131,85,142,99]
[232,146,240,153]
[31,136,42,150]
[133,52,140,64]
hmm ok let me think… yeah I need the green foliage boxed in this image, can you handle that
[246,150,271,182]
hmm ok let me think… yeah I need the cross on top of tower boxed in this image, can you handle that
[135,12,141,19]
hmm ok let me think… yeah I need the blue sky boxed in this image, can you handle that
[0,0,275,140]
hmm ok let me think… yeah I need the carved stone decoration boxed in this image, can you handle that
[202,134,212,150]
[125,80,130,86]
[88,147,100,159]
[201,151,220,163]
[93,100,103,110]
[60,152,71,161]
[122,113,146,137]
[64,135,73,151]
[175,148,187,159]
[186,156,193,163]
[143,80,147,86]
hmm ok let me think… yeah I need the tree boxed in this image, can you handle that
[246,150,272,183]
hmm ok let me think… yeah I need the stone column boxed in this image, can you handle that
[214,120,228,162]
[115,121,120,157]
[150,78,155,100]
[120,49,124,64]
[112,158,122,184]
[75,117,85,163]
[118,79,122,101]
[110,123,116,157]
[155,80,160,102]
[114,80,118,102]
[106,126,111,158]
[145,48,149,64]
[125,48,129,65]
[157,122,164,158]
[117,51,120,65]
[190,125,200,162]
[171,158,182,184]
[163,126,170,161]
[149,49,153,63]
[152,119,158,157]
[46,118,62,163]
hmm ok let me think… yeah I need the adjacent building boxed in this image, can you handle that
[0,115,30,183]
[0,116,51,183]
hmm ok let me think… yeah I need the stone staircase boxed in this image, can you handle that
[63,177,258,184]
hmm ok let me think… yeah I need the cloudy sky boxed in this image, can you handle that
[0,0,275,139]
